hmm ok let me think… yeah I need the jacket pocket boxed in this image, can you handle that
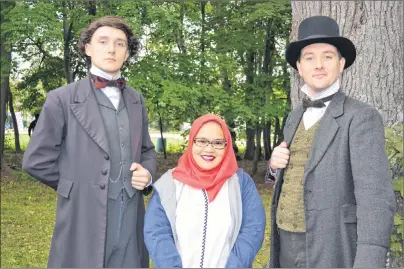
[57,178,74,199]
[341,204,357,223]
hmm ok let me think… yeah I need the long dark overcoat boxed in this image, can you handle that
[23,77,157,268]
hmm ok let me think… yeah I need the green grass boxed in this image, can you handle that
[1,174,56,267]
[4,134,30,151]
[1,171,272,268]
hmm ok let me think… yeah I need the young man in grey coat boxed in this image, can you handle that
[22,16,156,268]
[267,16,396,268]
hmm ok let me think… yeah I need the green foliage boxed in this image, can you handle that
[393,177,404,197]
[385,124,404,259]
[166,142,186,154]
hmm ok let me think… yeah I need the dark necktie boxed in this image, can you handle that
[302,93,335,110]
[90,74,126,90]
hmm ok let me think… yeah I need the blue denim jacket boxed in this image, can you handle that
[144,168,266,268]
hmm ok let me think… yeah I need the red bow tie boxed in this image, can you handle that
[91,74,126,90]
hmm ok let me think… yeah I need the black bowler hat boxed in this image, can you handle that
[285,16,356,70]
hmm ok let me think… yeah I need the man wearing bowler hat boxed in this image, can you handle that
[267,16,396,268]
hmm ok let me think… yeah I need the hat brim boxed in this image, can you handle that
[285,36,356,70]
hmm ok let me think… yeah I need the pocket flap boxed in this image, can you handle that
[57,178,73,198]
[341,204,357,223]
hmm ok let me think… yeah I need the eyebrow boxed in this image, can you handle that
[96,36,127,42]
[302,52,314,57]
[302,50,337,57]
[323,50,337,55]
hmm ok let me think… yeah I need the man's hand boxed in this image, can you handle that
[130,163,151,190]
[269,141,290,170]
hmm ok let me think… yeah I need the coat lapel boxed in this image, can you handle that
[122,86,142,161]
[304,91,345,178]
[285,106,305,146]
[69,77,109,154]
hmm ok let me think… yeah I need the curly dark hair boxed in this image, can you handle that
[78,16,140,64]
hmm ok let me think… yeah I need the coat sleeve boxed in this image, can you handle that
[349,107,396,268]
[226,171,266,268]
[22,91,65,190]
[139,93,157,196]
[144,190,183,268]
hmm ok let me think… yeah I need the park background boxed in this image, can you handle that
[0,0,403,267]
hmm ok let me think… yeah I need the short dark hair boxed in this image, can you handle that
[78,16,140,64]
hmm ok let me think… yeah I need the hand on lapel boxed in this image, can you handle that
[130,163,151,190]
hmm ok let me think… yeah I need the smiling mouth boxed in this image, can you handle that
[105,59,116,61]
[201,155,215,162]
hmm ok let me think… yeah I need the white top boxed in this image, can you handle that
[175,180,233,268]
[90,65,121,110]
[300,79,340,130]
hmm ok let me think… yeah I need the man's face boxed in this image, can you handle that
[296,43,346,96]
[85,26,129,77]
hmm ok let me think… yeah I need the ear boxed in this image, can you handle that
[296,61,303,77]
[339,57,346,72]
[85,43,91,57]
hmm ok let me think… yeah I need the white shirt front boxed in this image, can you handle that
[90,65,121,110]
[175,180,233,268]
[89,65,152,186]
[300,79,340,130]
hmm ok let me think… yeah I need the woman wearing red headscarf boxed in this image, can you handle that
[143,114,266,268]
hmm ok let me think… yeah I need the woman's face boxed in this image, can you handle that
[192,121,227,171]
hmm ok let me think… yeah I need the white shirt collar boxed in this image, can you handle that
[301,79,340,101]
[89,65,121,80]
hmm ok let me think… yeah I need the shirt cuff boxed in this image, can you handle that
[145,169,152,187]
[269,167,278,177]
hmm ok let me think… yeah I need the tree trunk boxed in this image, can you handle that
[251,124,262,176]
[0,50,10,166]
[158,115,167,159]
[63,0,74,83]
[263,120,271,160]
[244,48,255,160]
[0,0,14,167]
[262,19,275,160]
[177,1,187,55]
[277,115,287,145]
[200,0,207,72]
[228,120,240,160]
[244,125,255,160]
[290,1,403,126]
[8,90,21,153]
[87,0,96,15]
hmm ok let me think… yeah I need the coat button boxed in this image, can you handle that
[101,169,107,175]
[104,154,109,160]
[100,184,105,189]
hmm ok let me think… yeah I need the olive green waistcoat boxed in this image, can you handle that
[276,121,319,232]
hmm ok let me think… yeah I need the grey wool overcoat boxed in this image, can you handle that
[22,77,157,268]
[268,90,396,268]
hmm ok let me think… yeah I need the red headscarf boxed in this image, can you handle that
[172,114,238,202]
